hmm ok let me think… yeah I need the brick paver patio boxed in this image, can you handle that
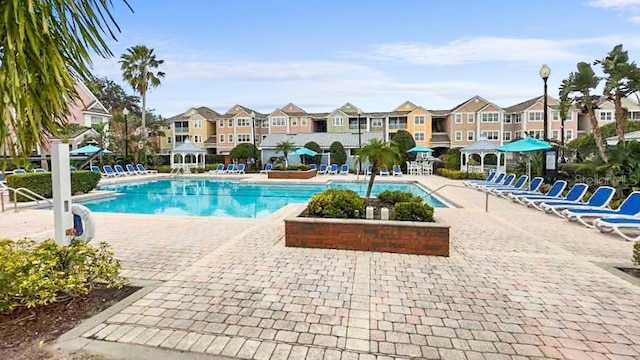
[1,174,639,359]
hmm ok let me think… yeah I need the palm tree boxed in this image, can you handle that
[0,0,125,161]
[275,140,296,166]
[356,139,400,199]
[595,44,640,140]
[563,62,609,164]
[119,45,165,152]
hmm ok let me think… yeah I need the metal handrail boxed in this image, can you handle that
[0,185,52,212]
[424,183,490,212]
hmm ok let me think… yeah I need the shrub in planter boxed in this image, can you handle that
[272,164,310,171]
[307,189,366,218]
[393,201,435,222]
[6,171,100,201]
[0,239,126,313]
[377,190,420,205]
[633,242,640,266]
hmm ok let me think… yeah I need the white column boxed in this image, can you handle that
[459,152,464,171]
[500,113,505,146]
[480,153,485,172]
[286,116,290,133]
[384,116,389,141]
[51,140,73,246]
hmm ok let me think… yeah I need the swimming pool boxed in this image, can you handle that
[83,179,447,218]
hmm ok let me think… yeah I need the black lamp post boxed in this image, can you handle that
[539,64,551,141]
[357,109,362,175]
[122,108,129,160]
[251,111,257,170]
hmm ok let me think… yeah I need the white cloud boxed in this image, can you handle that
[587,0,640,9]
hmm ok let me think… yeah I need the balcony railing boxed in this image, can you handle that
[174,127,189,133]
[388,123,408,130]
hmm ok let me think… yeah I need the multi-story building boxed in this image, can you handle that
[268,103,314,135]
[216,105,267,155]
[161,107,219,154]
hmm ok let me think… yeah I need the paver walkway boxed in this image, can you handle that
[1,174,639,359]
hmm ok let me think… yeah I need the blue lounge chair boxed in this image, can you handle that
[379,166,390,176]
[12,169,26,175]
[235,163,246,174]
[521,182,587,209]
[33,168,47,173]
[509,179,565,202]
[563,191,640,227]
[210,164,224,174]
[318,164,328,175]
[594,217,640,242]
[339,164,349,175]
[541,186,616,217]
[468,173,505,189]
[103,165,120,177]
[496,177,544,198]
[463,171,496,187]
[392,165,402,176]
[114,164,129,176]
[224,164,235,174]
[309,164,317,171]
[260,163,272,173]
[476,173,515,191]
[328,164,338,175]
[487,175,528,194]
[126,164,140,175]
[137,163,158,174]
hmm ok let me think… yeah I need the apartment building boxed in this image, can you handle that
[160,107,219,154]
[216,105,267,155]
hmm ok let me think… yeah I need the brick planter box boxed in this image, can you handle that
[285,216,450,256]
[268,170,317,179]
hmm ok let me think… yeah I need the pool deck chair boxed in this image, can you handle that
[317,164,328,175]
[468,173,504,189]
[210,164,224,174]
[509,180,566,204]
[70,166,78,172]
[328,164,338,175]
[594,217,640,242]
[235,163,246,174]
[339,164,349,175]
[487,175,528,195]
[541,186,616,217]
[463,171,496,187]
[365,166,373,176]
[126,164,141,175]
[476,173,515,192]
[260,163,272,174]
[563,191,640,228]
[137,163,158,174]
[524,183,587,210]
[114,164,130,176]
[379,166,390,176]
[496,177,544,198]
[309,164,317,171]
[224,164,235,174]
[392,165,402,176]
[12,169,27,175]
[103,165,121,177]
[33,168,47,173]
[92,165,114,178]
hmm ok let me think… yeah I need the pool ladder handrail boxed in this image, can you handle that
[424,184,490,212]
[169,167,182,177]
[0,184,53,212]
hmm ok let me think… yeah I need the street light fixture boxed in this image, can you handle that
[357,108,362,175]
[539,64,551,141]
[122,108,129,160]
[251,111,257,170]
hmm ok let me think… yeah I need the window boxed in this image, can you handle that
[219,134,225,143]
[193,120,203,128]
[455,131,462,141]
[566,130,574,141]
[514,114,522,123]
[481,112,500,122]
[528,130,544,139]
[467,113,475,123]
[551,130,559,140]
[528,111,543,121]
[454,114,463,123]
[503,131,512,142]
[371,119,383,127]
[218,120,224,128]
[228,135,234,143]
[167,137,172,144]
[228,119,234,127]
[599,111,613,121]
[504,114,511,123]
[301,118,308,126]
[481,131,499,140]
[552,111,559,121]
[467,131,474,141]
[291,118,297,126]
[414,132,425,141]
[271,117,286,126]
[566,112,573,121]
[90,115,103,125]
[515,131,523,139]
[237,134,251,143]
[237,118,250,127]
[332,117,343,126]
[414,116,425,125]
[262,120,268,128]
[194,135,202,143]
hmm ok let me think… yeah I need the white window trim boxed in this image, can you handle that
[301,118,308,126]
[481,112,500,123]
[218,120,224,128]
[332,117,344,126]
[467,131,474,141]
[481,130,500,141]
[414,132,425,141]
[454,113,463,124]
[467,113,475,123]
[455,131,462,141]
[551,130,559,139]
[414,116,425,125]
[528,111,543,122]
[219,134,225,143]
[503,131,512,141]
[599,111,613,121]
[291,118,298,126]
[371,119,383,127]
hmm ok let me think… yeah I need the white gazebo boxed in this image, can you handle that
[170,139,206,172]
[460,139,505,174]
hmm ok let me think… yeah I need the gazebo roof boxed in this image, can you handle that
[460,139,499,153]
[170,139,205,153]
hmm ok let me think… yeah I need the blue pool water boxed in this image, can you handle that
[83,179,446,219]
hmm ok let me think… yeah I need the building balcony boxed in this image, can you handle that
[388,124,408,130]
[174,127,189,134]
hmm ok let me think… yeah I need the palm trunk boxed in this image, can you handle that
[614,92,627,140]
[588,109,609,163]
[141,94,147,160]
[366,166,377,199]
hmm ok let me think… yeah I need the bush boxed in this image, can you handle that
[303,141,322,165]
[441,148,461,170]
[6,171,101,201]
[155,165,172,173]
[0,239,126,314]
[393,201,435,222]
[377,190,420,205]
[329,141,347,166]
[273,164,310,171]
[191,167,206,173]
[633,242,640,266]
[307,189,366,218]
[436,168,485,180]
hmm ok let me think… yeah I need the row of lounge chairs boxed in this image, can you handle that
[258,163,404,176]
[208,163,246,175]
[463,171,640,242]
[92,164,158,178]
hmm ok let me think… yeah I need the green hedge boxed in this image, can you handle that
[435,168,486,180]
[393,201,434,222]
[6,171,101,202]
[307,189,366,218]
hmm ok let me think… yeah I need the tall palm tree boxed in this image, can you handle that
[563,62,609,163]
[275,140,296,166]
[356,139,400,199]
[119,45,165,152]
[595,44,640,140]
[0,0,126,161]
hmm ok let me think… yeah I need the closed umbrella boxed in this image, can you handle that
[497,137,552,181]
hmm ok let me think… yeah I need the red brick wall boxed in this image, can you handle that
[268,170,317,179]
[285,218,449,256]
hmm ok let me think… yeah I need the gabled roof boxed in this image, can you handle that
[166,106,221,122]
[504,96,559,113]
[76,80,110,115]
[224,104,266,118]
[394,101,418,112]
[170,139,205,153]
[450,95,503,113]
[281,103,307,116]
[260,132,383,149]
[269,108,288,117]
[338,102,361,115]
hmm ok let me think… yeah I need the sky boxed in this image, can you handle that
[92,0,640,118]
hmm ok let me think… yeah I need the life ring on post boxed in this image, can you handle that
[71,203,95,243]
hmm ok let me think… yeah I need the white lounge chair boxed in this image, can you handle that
[594,217,640,242]
[563,191,640,228]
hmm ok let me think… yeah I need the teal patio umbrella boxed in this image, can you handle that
[70,145,112,155]
[497,137,552,181]
[291,147,317,157]
[407,145,434,153]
